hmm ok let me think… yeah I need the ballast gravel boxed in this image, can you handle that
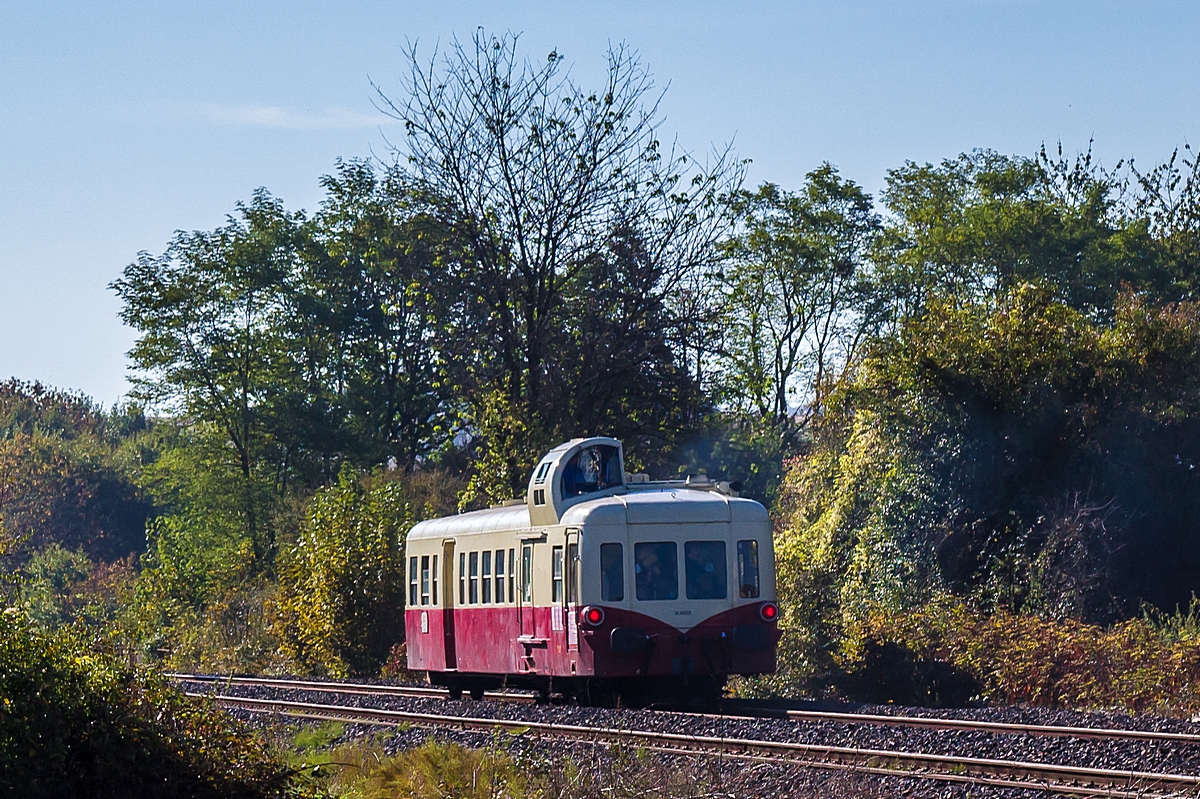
[183,677,1200,798]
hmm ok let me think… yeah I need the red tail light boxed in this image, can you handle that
[581,606,605,626]
[759,602,779,622]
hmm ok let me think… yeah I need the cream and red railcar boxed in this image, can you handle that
[403,437,779,705]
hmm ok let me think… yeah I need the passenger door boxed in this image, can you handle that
[566,529,580,651]
[519,541,536,639]
[441,540,457,669]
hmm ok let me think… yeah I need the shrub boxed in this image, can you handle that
[16,544,135,630]
[274,466,410,676]
[0,607,292,798]
[855,599,1200,713]
[366,739,528,799]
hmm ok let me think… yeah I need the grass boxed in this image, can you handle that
[266,720,908,798]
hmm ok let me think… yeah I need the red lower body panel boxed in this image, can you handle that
[405,603,777,679]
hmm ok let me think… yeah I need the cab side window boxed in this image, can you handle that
[737,540,760,598]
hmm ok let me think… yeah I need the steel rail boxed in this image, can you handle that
[170,673,535,703]
[724,705,1200,745]
[173,673,1200,747]
[196,693,1200,798]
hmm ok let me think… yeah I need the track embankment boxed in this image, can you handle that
[175,674,1200,798]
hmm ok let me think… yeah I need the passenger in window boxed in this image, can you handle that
[634,542,678,600]
[562,445,621,497]
[601,543,623,601]
[685,541,726,599]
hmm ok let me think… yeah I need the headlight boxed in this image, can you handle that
[580,606,606,626]
[759,602,779,622]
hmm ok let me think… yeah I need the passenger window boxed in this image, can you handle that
[634,542,678,601]
[561,444,622,498]
[551,546,564,603]
[495,549,505,604]
[459,553,466,605]
[685,541,727,599]
[409,557,418,607]
[737,540,760,598]
[469,551,479,604]
[420,555,431,605]
[600,543,624,601]
[482,551,492,603]
[522,545,533,603]
[508,547,516,603]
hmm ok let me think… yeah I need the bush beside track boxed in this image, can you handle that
[0,608,291,799]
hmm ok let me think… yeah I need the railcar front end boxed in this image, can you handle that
[403,437,778,706]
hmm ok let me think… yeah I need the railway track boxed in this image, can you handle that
[191,692,1200,798]
[171,673,537,703]
[171,673,1200,746]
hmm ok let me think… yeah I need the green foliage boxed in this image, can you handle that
[364,739,528,799]
[0,607,291,798]
[122,422,287,671]
[720,167,882,425]
[856,599,1200,714]
[275,467,411,676]
[113,192,306,565]
[872,145,1200,321]
[297,159,458,473]
[0,380,148,564]
[769,284,1200,695]
[459,389,555,508]
[291,721,345,752]
[15,543,133,629]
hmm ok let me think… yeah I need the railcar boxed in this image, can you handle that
[403,437,779,707]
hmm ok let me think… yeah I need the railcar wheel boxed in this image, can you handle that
[535,682,551,704]
[447,683,463,701]
[679,677,724,712]
[469,685,485,701]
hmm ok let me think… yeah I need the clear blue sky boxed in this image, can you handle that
[2,1,1197,407]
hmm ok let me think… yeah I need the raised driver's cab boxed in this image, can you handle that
[526,438,627,526]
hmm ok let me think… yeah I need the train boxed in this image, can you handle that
[403,436,779,707]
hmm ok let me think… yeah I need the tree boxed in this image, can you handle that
[0,380,148,565]
[377,29,741,497]
[1127,143,1200,297]
[718,166,881,426]
[293,160,457,473]
[776,283,1200,652]
[112,192,302,565]
[875,147,1163,321]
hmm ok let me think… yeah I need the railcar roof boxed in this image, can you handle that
[406,487,768,542]
[407,504,531,541]
[563,488,770,526]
